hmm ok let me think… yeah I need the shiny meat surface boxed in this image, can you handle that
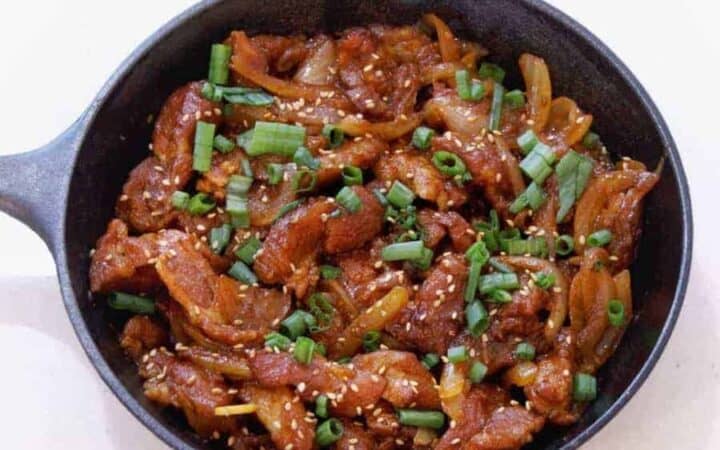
[90,15,657,449]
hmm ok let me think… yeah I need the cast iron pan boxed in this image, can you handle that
[0,0,692,448]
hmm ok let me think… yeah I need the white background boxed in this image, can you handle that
[0,0,718,448]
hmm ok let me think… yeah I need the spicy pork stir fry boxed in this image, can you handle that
[89,14,658,449]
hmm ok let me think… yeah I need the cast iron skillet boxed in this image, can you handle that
[0,0,692,448]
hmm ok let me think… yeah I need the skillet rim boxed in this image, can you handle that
[53,1,693,449]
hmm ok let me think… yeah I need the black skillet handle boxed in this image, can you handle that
[0,120,81,249]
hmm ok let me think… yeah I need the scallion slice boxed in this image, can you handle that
[466,301,489,336]
[411,246,434,271]
[280,310,315,340]
[362,330,382,352]
[108,292,155,314]
[321,124,345,148]
[478,62,506,83]
[432,151,467,177]
[228,261,257,284]
[503,89,525,109]
[464,261,482,303]
[422,353,440,370]
[294,336,316,365]
[485,289,513,304]
[193,121,216,172]
[293,146,320,169]
[224,91,274,106]
[447,345,469,363]
[171,191,190,210]
[412,126,435,150]
[381,240,425,261]
[514,342,535,361]
[488,82,505,131]
[247,121,305,157]
[208,44,231,85]
[319,265,342,280]
[226,195,250,228]
[469,361,488,383]
[266,163,284,185]
[341,165,363,186]
[556,234,575,256]
[227,175,253,197]
[387,181,415,208]
[292,168,318,193]
[336,186,362,213]
[264,332,292,351]
[582,131,600,149]
[235,236,262,264]
[607,299,625,326]
[455,69,484,101]
[516,130,539,155]
[315,395,329,419]
[396,409,445,430]
[519,152,553,185]
[209,224,233,254]
[274,200,302,222]
[556,150,594,222]
[213,134,236,153]
[573,373,597,402]
[535,272,556,290]
[587,229,613,247]
[479,273,520,294]
[188,193,216,215]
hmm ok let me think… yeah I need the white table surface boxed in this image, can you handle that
[1,1,718,448]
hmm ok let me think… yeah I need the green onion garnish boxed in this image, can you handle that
[466,301,489,336]
[321,124,345,148]
[319,265,342,280]
[582,131,600,149]
[362,331,382,352]
[587,229,613,247]
[503,237,548,257]
[607,299,625,326]
[193,121,216,172]
[455,69,484,101]
[556,150,594,222]
[381,240,425,262]
[213,134,236,153]
[469,361,488,383]
[519,151,553,185]
[466,241,490,265]
[224,91,274,106]
[396,409,446,430]
[410,246,434,271]
[293,146,320,170]
[488,82,505,131]
[201,82,223,102]
[432,151,467,177]
[266,163,284,185]
[247,121,306,157]
[275,200,302,222]
[241,158,253,178]
[336,186,362,213]
[341,165,363,186]
[447,345,469,363]
[465,261,482,303]
[412,126,435,150]
[226,195,250,228]
[516,130,539,155]
[171,191,190,210]
[292,168,318,193]
[573,373,597,402]
[488,257,513,274]
[503,89,525,109]
[294,336,316,365]
[478,62,505,83]
[208,44,231,85]
[514,342,536,361]
[227,175,253,197]
[108,292,155,314]
[316,418,344,446]
[280,310,315,340]
[315,394,329,419]
[556,234,575,256]
[422,353,440,370]
[228,261,257,284]
[264,331,292,351]
[209,224,232,254]
[486,289,513,304]
[512,182,547,213]
[386,181,415,208]
[479,273,520,294]
[535,272,556,290]
[235,236,262,264]
[235,129,253,149]
[187,193,216,215]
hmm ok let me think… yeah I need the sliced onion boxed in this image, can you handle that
[294,38,337,85]
[519,53,552,132]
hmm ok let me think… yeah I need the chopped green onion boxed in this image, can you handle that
[532,142,556,165]
[466,241,490,265]
[587,229,613,247]
[108,292,155,314]
[485,289,513,304]
[235,129,254,149]
[517,130,539,155]
[479,273,520,294]
[488,82,505,131]
[582,131,600,149]
[381,240,425,261]
[171,191,190,210]
[319,265,342,280]
[228,261,257,284]
[224,91,274,106]
[280,310,315,339]
[336,186,362,213]
[469,361,488,383]
[387,181,415,208]
[188,193,216,215]
[556,150,594,222]
[447,345,468,363]
[556,235,575,256]
[478,62,505,83]
[396,409,445,430]
[308,293,335,332]
[315,395,329,419]
[373,189,388,207]
[412,126,435,150]
[509,193,529,215]
[607,299,625,326]
[247,121,306,157]
[316,418,344,447]
[362,331,382,352]
[209,224,233,254]
[465,261,482,303]
[294,336,316,365]
[266,163,284,185]
[503,89,525,109]
[504,237,548,257]
[488,257,514,273]
[336,356,352,364]
[275,200,302,222]
[514,342,535,361]
[235,236,262,264]
[213,134,236,153]
[535,272,556,290]
[341,165,363,186]
[385,204,418,230]
[466,301,489,336]
[526,182,546,210]
[293,146,320,170]
[432,151,467,177]
[498,228,521,251]
[241,158,253,178]
[322,124,345,148]
[193,121,216,172]
[573,373,597,402]
[455,69,484,101]
[422,353,440,370]
[292,168,318,193]
[201,82,223,102]
[410,246,434,271]
[226,195,250,228]
[264,332,292,351]
[227,175,253,197]
[208,44,231,85]
[519,151,553,185]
